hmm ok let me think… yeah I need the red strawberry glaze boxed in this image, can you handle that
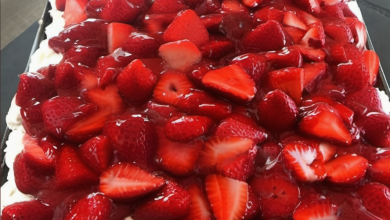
[4,0,390,219]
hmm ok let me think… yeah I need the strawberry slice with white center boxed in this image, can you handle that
[282,142,327,182]
[159,40,202,71]
[283,11,308,30]
[325,154,368,184]
[183,181,212,220]
[202,64,256,103]
[107,22,135,53]
[363,50,380,86]
[370,156,390,187]
[153,71,194,106]
[205,174,248,220]
[63,0,88,27]
[299,103,352,144]
[293,199,338,220]
[318,142,337,162]
[99,163,165,200]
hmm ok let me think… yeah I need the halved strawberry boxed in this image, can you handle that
[145,101,184,125]
[345,17,367,50]
[201,14,223,31]
[197,136,256,181]
[325,154,368,184]
[132,180,191,220]
[293,45,326,62]
[284,26,306,44]
[186,61,215,88]
[257,89,298,132]
[79,135,112,174]
[164,115,214,142]
[205,174,248,220]
[100,0,146,23]
[357,112,390,148]
[16,72,55,108]
[303,62,327,92]
[293,199,338,220]
[243,20,293,52]
[318,142,337,163]
[230,53,269,85]
[159,40,202,71]
[65,45,101,67]
[334,61,370,93]
[64,193,113,220]
[117,59,157,105]
[294,0,321,14]
[141,13,177,35]
[121,32,160,58]
[20,102,45,137]
[157,134,203,176]
[153,71,194,106]
[99,163,165,200]
[357,183,390,219]
[265,47,303,69]
[369,157,390,187]
[253,6,285,23]
[183,181,212,220]
[283,11,308,30]
[323,19,354,44]
[299,26,325,48]
[200,37,234,60]
[221,0,248,12]
[213,114,267,144]
[1,200,54,220]
[321,3,344,19]
[23,135,55,174]
[242,0,263,7]
[13,153,47,194]
[250,171,300,219]
[63,0,88,27]
[202,64,256,103]
[268,67,304,104]
[363,50,380,86]
[104,114,158,168]
[163,9,209,47]
[107,22,135,53]
[66,85,126,142]
[344,86,383,116]
[282,142,326,182]
[149,0,189,13]
[56,145,99,189]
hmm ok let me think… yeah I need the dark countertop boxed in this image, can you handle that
[1,1,390,136]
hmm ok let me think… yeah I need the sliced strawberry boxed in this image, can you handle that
[64,193,113,220]
[205,174,248,220]
[220,12,254,40]
[318,142,337,163]
[357,183,390,219]
[164,115,214,142]
[145,101,184,125]
[293,45,326,62]
[357,112,390,148]
[255,142,282,169]
[213,114,267,144]
[56,145,99,189]
[294,0,321,14]
[299,103,352,144]
[230,53,269,85]
[344,86,383,116]
[176,90,232,121]
[293,199,338,220]
[20,102,45,137]
[157,134,203,176]
[242,0,263,7]
[345,17,367,50]
[325,154,368,184]
[268,67,304,104]
[197,136,256,181]
[1,200,54,220]
[323,19,354,43]
[200,37,234,60]
[100,163,165,200]
[66,85,126,142]
[201,14,223,31]
[253,6,285,23]
[257,89,298,132]
[244,187,260,219]
[79,135,112,174]
[153,71,194,106]
[321,3,344,19]
[186,61,215,88]
[163,9,209,47]
[183,181,212,220]
[299,26,325,48]
[363,50,380,85]
[202,64,256,103]
[107,22,135,53]
[13,153,47,194]
[285,26,306,44]
[250,171,300,219]
[23,136,55,174]
[265,47,303,69]
[159,40,202,71]
[54,62,83,94]
[117,59,157,105]
[65,45,101,67]
[63,0,88,27]
[282,142,326,182]
[370,157,390,187]
[283,11,308,30]
[141,13,177,35]
[121,32,160,58]
[243,20,293,52]
[100,0,146,23]
[303,62,327,92]
[104,114,158,168]
[132,180,191,220]
[335,62,370,93]
[338,196,382,220]
[221,0,248,12]
[149,0,189,13]
[16,72,55,108]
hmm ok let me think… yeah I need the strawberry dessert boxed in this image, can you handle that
[2,0,390,219]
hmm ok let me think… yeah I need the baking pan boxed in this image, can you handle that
[1,0,390,186]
